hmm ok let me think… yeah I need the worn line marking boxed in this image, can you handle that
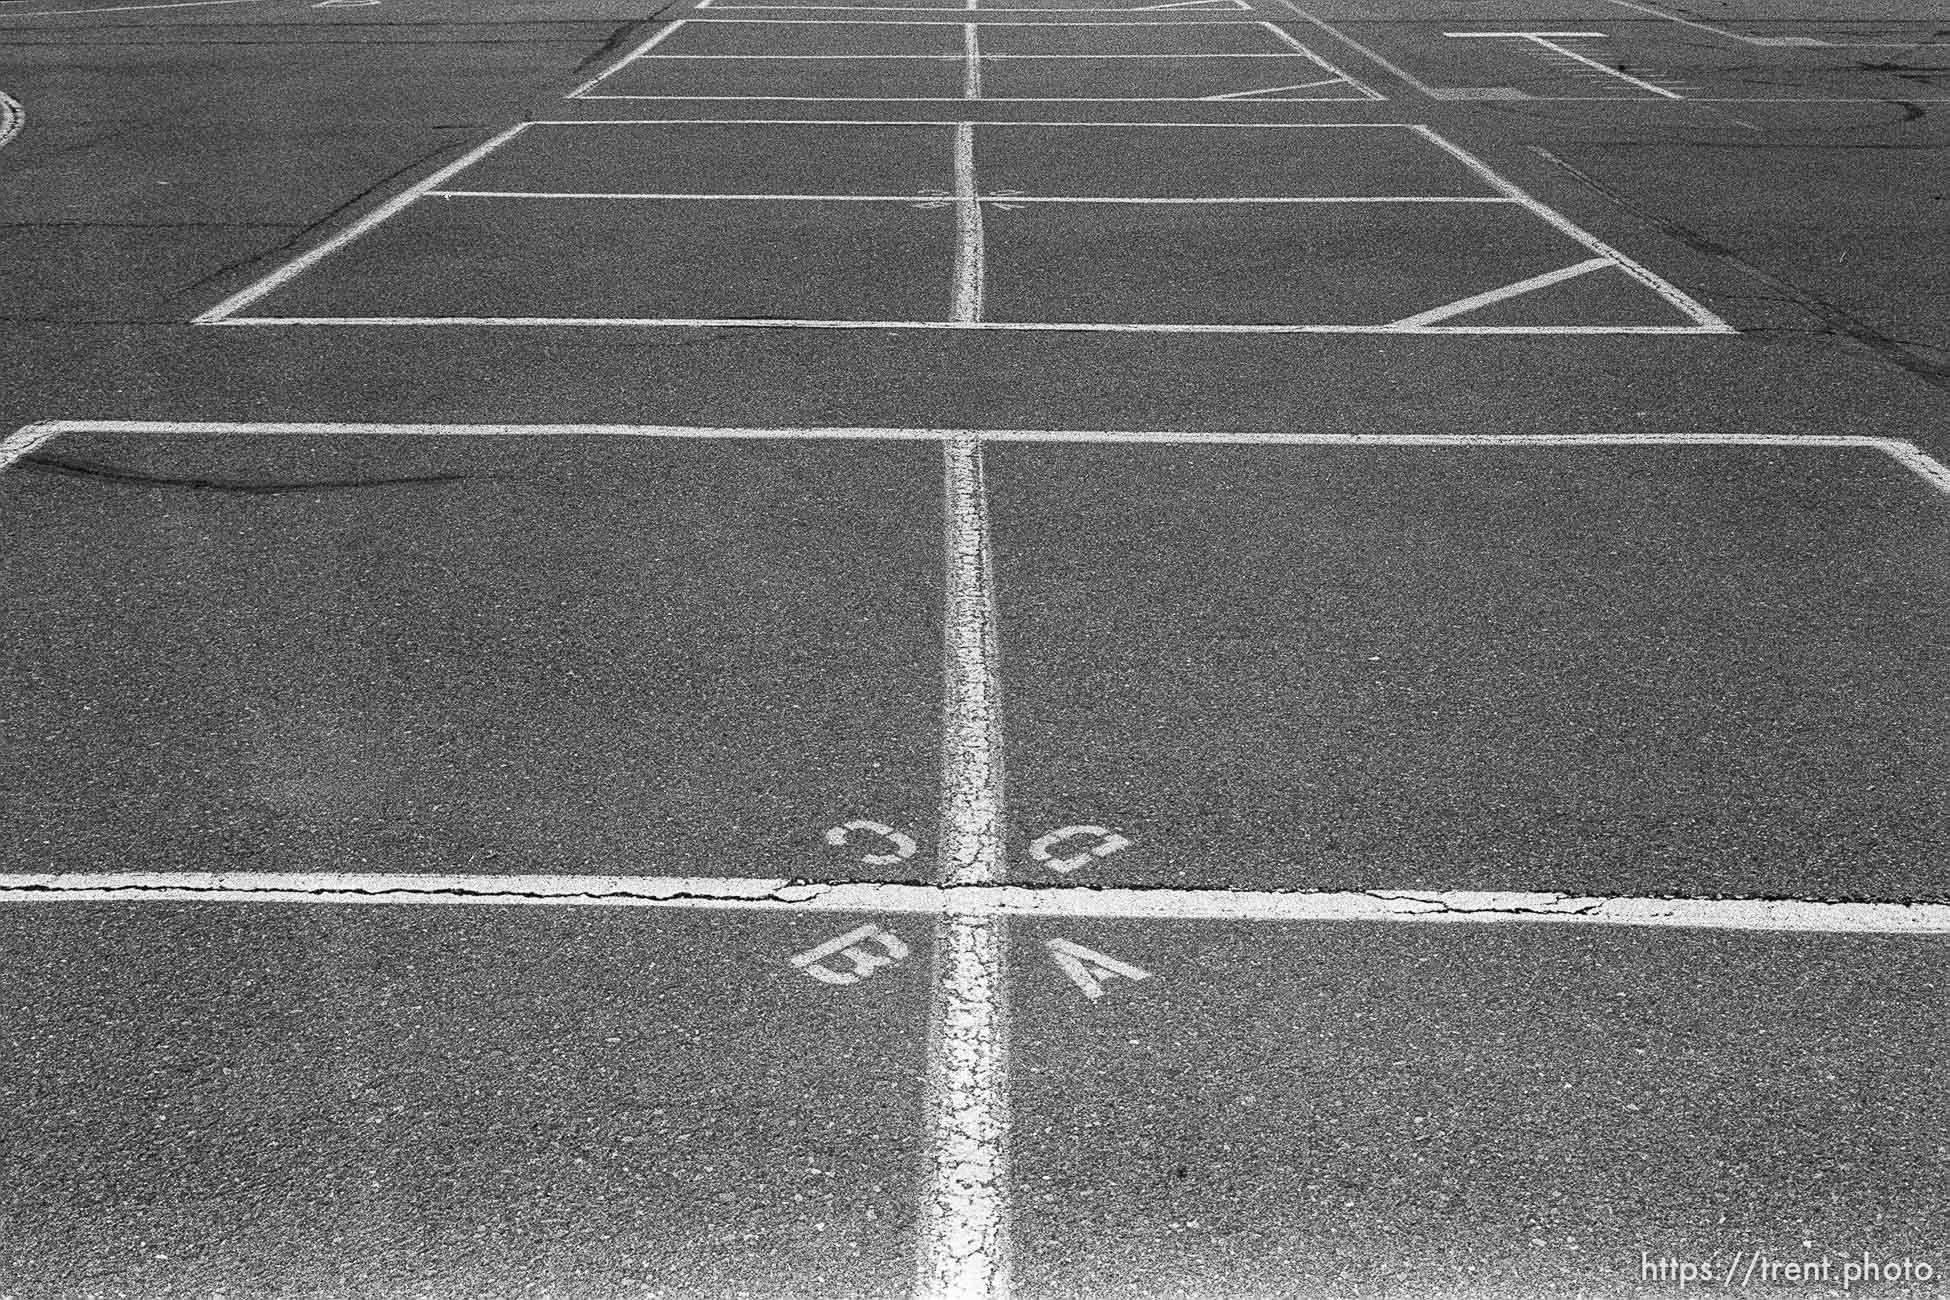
[3,874,1948,933]
[566,19,688,97]
[520,116,1420,125]
[10,425,1944,495]
[963,21,982,97]
[0,423,61,472]
[1275,0,1443,95]
[919,434,1011,1299]
[0,93,22,150]
[951,123,985,322]
[1253,20,1382,98]
[192,124,531,325]
[0,0,262,16]
[1201,77,1345,99]
[208,317,1729,334]
[1406,124,1733,333]
[1447,31,1684,99]
[1387,256,1613,327]
[427,190,1510,203]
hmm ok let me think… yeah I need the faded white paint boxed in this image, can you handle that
[5,873,1949,934]
[7,423,1947,499]
[919,433,1012,1299]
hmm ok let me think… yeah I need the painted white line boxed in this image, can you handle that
[566,19,688,98]
[209,317,1730,334]
[919,433,1011,1299]
[12,424,1946,495]
[0,423,61,472]
[1202,77,1345,99]
[963,21,982,98]
[0,93,22,150]
[3,873,1948,933]
[1406,125,1732,333]
[1275,0,1443,96]
[427,190,1510,203]
[951,123,985,322]
[1452,32,1684,99]
[676,14,1263,21]
[523,116,1418,126]
[635,50,1343,57]
[580,92,1379,100]
[193,124,531,325]
[1253,20,1382,98]
[1598,0,1829,47]
[1387,256,1613,328]
[939,435,1006,890]
[0,0,260,15]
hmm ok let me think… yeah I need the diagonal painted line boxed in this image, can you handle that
[192,124,532,324]
[1201,78,1344,99]
[1387,256,1613,327]
[1406,125,1734,333]
[566,19,688,98]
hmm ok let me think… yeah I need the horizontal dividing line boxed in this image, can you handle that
[576,94,1372,100]
[1,873,1945,933]
[632,51,1333,57]
[14,421,1944,491]
[677,14,1268,20]
[527,117,1420,126]
[428,190,1508,203]
[207,317,1727,335]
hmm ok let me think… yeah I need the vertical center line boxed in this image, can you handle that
[962,23,983,99]
[917,435,1011,1300]
[951,122,986,323]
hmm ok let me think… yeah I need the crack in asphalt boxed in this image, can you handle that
[21,453,468,494]
[572,19,651,77]
[1526,144,1949,391]
[158,134,474,310]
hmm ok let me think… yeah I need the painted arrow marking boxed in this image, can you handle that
[1046,939,1152,1001]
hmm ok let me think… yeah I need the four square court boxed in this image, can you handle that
[200,121,1729,333]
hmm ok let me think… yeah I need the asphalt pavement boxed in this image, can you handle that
[1,0,1946,1296]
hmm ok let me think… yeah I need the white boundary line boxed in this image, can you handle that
[425,192,1509,204]
[1254,19,1380,99]
[1,874,1946,932]
[7,423,1947,496]
[193,123,532,325]
[187,118,1726,334]
[208,318,1727,334]
[567,19,688,99]
[1407,124,1731,332]
[668,13,1269,20]
[1447,31,1684,100]
[0,0,262,15]
[1275,0,1444,96]
[1387,256,1612,328]
[951,123,985,319]
[919,434,1012,1299]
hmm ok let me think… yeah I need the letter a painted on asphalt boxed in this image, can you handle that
[1045,939,1152,1001]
